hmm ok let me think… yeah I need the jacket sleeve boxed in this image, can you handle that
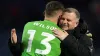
[61,34,93,56]
[8,22,31,56]
[8,38,22,56]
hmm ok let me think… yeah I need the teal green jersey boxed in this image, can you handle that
[21,20,61,56]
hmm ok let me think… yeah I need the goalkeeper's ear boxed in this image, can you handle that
[43,10,46,16]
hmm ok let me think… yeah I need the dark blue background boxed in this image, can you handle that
[0,0,100,56]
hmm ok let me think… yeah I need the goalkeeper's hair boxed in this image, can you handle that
[45,1,64,17]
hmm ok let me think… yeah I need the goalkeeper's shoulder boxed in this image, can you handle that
[24,20,42,26]
[24,21,36,27]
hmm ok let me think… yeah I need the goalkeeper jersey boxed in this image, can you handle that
[21,20,61,56]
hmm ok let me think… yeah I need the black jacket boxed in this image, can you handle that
[8,19,94,56]
[60,19,94,56]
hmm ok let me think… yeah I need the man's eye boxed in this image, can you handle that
[67,19,71,21]
[61,18,65,20]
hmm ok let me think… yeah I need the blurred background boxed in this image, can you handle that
[0,0,100,56]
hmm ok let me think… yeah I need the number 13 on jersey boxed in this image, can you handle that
[27,30,56,55]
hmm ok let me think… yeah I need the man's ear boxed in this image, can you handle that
[43,10,46,16]
[75,20,79,27]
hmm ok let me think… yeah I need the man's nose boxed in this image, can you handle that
[63,20,67,24]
